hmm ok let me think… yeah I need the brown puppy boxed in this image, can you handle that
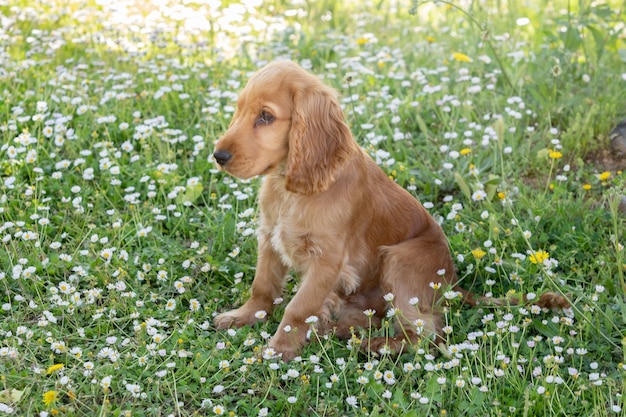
[212,60,568,360]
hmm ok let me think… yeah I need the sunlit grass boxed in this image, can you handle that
[0,0,625,416]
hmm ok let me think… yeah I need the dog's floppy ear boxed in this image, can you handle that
[285,88,355,195]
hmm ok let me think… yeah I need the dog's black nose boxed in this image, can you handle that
[213,150,233,166]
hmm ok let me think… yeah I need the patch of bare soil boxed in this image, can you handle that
[585,119,626,171]
[584,120,626,214]
[584,148,626,172]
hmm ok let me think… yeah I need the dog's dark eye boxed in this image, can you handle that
[255,111,274,127]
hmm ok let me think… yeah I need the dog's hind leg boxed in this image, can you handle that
[365,236,456,354]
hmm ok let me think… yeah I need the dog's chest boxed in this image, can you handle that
[258,179,362,294]
[264,218,361,296]
[260,183,307,268]
[267,215,321,271]
[269,223,295,268]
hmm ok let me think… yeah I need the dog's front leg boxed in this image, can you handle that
[268,256,342,361]
[214,233,288,329]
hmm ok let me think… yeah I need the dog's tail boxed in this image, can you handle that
[456,287,571,310]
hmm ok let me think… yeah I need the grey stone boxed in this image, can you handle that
[610,119,626,156]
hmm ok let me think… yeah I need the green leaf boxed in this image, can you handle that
[393,387,408,407]
[414,113,430,138]
[0,389,24,403]
[533,320,561,338]
[370,407,382,417]
[536,148,550,160]
[586,25,606,61]
[485,174,501,201]
[560,25,582,52]
[454,173,472,202]
[467,388,486,412]
[177,183,203,204]
[492,117,505,150]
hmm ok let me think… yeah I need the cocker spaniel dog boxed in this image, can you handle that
[212,60,569,360]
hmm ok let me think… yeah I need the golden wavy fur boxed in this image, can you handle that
[212,60,569,360]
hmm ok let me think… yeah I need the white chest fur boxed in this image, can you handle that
[269,223,296,269]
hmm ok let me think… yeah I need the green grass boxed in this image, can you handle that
[1,0,625,415]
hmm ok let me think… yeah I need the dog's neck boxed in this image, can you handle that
[270,161,287,178]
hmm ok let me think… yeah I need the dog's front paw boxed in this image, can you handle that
[265,331,307,362]
[214,307,265,329]
[362,336,409,356]
[265,340,300,362]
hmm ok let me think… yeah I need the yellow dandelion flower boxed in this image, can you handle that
[426,35,436,43]
[43,390,58,407]
[472,248,487,259]
[598,171,611,181]
[356,37,369,45]
[452,52,472,62]
[549,150,562,159]
[529,250,550,264]
[460,148,472,155]
[47,364,64,375]
[582,184,591,190]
